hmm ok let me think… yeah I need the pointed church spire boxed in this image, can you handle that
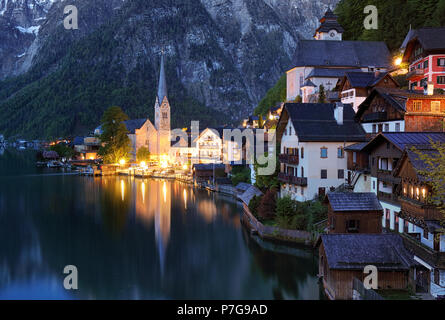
[157,51,168,103]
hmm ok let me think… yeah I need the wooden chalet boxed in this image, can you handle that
[336,71,399,112]
[393,146,445,295]
[317,234,419,300]
[326,192,383,234]
[356,87,445,138]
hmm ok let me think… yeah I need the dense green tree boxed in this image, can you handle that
[254,74,286,117]
[98,106,132,164]
[336,0,445,52]
[254,151,279,191]
[257,188,277,220]
[49,143,75,159]
[231,166,251,186]
[136,147,151,163]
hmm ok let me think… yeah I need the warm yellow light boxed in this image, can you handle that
[89,156,95,160]
[395,57,402,66]
[182,164,188,170]
[163,181,167,203]
[140,161,147,168]
[141,182,145,204]
[183,189,187,209]
[119,159,126,166]
[269,114,274,121]
[120,180,125,202]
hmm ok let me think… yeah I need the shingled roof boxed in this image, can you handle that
[306,68,360,80]
[239,186,263,206]
[319,234,417,271]
[290,40,391,69]
[345,71,391,88]
[327,192,383,212]
[283,103,367,142]
[401,27,445,51]
[383,132,445,151]
[314,9,345,37]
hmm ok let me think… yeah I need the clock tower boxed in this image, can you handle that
[314,9,344,41]
[154,52,171,157]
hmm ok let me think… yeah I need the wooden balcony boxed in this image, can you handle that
[399,196,444,221]
[378,191,400,206]
[278,173,307,186]
[377,170,401,184]
[406,69,424,80]
[279,153,299,165]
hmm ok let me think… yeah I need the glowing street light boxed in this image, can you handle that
[140,161,147,168]
[394,57,402,66]
[119,159,126,166]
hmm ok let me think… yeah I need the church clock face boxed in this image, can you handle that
[329,31,336,38]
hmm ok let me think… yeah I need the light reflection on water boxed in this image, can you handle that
[0,149,323,300]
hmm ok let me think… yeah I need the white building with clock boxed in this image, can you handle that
[286,9,392,103]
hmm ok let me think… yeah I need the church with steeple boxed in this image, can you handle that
[96,54,171,160]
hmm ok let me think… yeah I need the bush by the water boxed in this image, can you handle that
[275,196,327,231]
[257,188,277,220]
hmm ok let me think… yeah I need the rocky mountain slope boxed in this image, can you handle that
[0,0,338,138]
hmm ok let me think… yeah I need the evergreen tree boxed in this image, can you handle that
[318,85,326,103]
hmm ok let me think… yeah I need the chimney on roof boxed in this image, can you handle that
[427,81,434,95]
[334,102,344,126]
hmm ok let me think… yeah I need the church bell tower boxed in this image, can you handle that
[154,52,171,157]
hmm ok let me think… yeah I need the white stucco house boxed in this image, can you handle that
[276,102,367,202]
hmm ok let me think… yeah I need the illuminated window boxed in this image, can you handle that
[431,101,441,113]
[416,187,420,201]
[413,101,422,112]
[422,188,427,200]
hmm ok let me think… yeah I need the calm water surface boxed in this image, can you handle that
[0,149,322,300]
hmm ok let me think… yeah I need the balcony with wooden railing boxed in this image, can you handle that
[278,173,307,186]
[377,170,401,184]
[279,153,299,165]
[378,191,400,206]
[399,196,443,221]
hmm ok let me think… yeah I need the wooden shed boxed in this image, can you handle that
[326,192,383,234]
[317,234,419,300]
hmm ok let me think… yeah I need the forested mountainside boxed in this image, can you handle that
[0,0,337,139]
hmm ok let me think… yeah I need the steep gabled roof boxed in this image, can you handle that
[401,27,445,51]
[355,87,409,120]
[290,40,391,69]
[282,103,366,142]
[327,192,382,212]
[319,234,417,271]
[124,119,149,134]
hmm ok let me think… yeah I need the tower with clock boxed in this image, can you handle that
[314,9,344,41]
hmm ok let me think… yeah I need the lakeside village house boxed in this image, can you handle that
[270,10,445,299]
